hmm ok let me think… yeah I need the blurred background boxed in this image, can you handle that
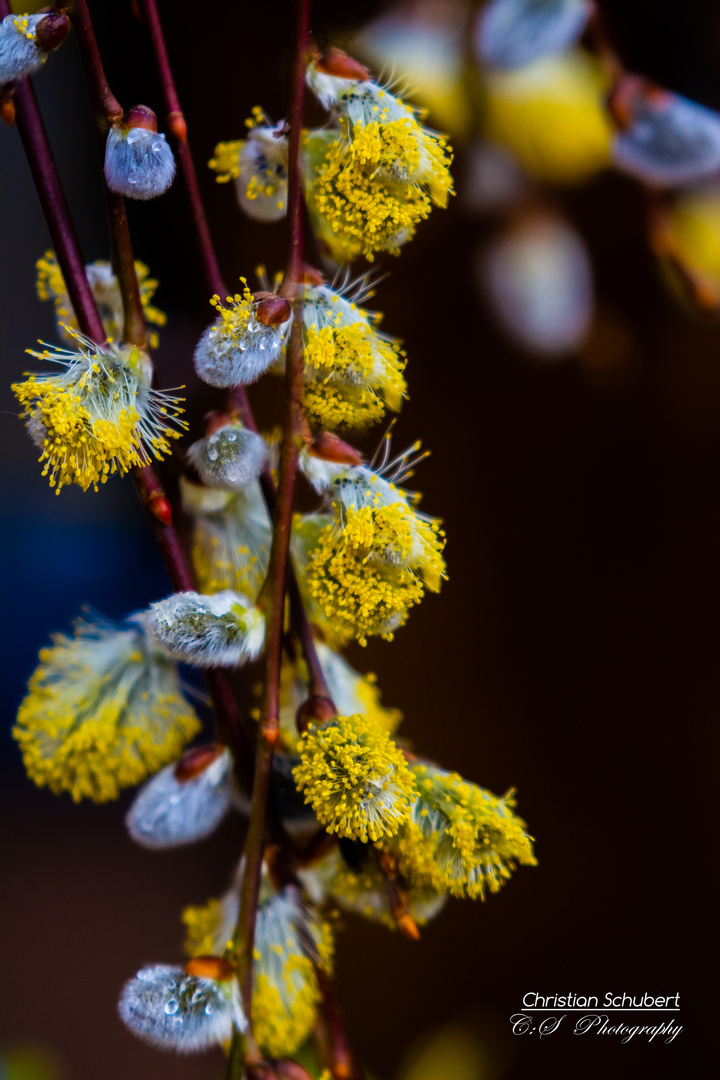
[0,1,717,1078]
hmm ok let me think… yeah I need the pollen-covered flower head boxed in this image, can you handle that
[390,762,537,900]
[193,279,293,388]
[303,127,435,264]
[183,861,333,1058]
[307,48,453,199]
[293,714,416,843]
[209,107,289,222]
[299,846,446,932]
[299,272,407,430]
[126,744,234,849]
[13,612,201,802]
[611,79,720,188]
[119,957,246,1053]
[0,10,69,86]
[12,329,187,493]
[476,0,591,71]
[277,640,401,752]
[36,250,166,349]
[149,590,266,668]
[186,419,267,490]
[104,105,176,200]
[181,478,272,601]
[299,441,446,645]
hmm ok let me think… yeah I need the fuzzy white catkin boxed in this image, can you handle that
[104,126,176,200]
[0,14,45,84]
[119,965,246,1052]
[126,750,233,849]
[193,312,292,389]
[186,424,267,490]
[148,590,265,668]
[612,93,720,188]
[476,0,590,71]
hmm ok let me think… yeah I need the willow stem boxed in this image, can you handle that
[232,0,312,1060]
[137,0,226,298]
[136,0,331,702]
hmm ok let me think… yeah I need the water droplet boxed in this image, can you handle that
[165,999,179,1015]
[205,1003,214,1015]
[227,432,237,442]
[208,448,219,461]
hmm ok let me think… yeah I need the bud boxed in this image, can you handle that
[298,264,324,286]
[34,12,70,54]
[308,432,363,465]
[184,956,235,981]
[118,962,246,1052]
[296,694,336,734]
[126,745,234,849]
[313,47,370,82]
[104,106,176,200]
[254,293,292,327]
[193,281,293,389]
[148,589,266,668]
[0,11,68,85]
[475,0,591,71]
[0,93,14,126]
[612,79,720,188]
[187,421,268,490]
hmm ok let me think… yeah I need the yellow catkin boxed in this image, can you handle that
[14,618,200,802]
[304,504,442,646]
[294,714,416,843]
[389,764,538,900]
[36,250,166,349]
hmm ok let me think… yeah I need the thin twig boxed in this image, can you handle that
[137,0,226,299]
[137,0,331,701]
[232,0,312,1060]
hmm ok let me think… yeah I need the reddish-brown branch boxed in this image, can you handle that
[233,0,312,1055]
[137,0,227,299]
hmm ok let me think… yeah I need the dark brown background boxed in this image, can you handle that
[0,2,717,1078]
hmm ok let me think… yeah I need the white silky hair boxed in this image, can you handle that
[301,283,394,388]
[125,749,233,849]
[187,424,267,490]
[193,309,292,389]
[305,63,431,184]
[612,92,720,188]
[0,14,44,84]
[104,125,176,200]
[476,0,591,72]
[148,590,265,668]
[235,127,288,222]
[118,965,246,1052]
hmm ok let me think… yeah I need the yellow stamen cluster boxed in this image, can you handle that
[305,504,443,646]
[183,875,334,1058]
[12,335,186,493]
[208,140,244,183]
[303,322,406,430]
[14,617,201,802]
[36,250,166,349]
[303,126,436,263]
[293,714,416,843]
[390,764,538,900]
[182,482,271,603]
[209,280,255,339]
